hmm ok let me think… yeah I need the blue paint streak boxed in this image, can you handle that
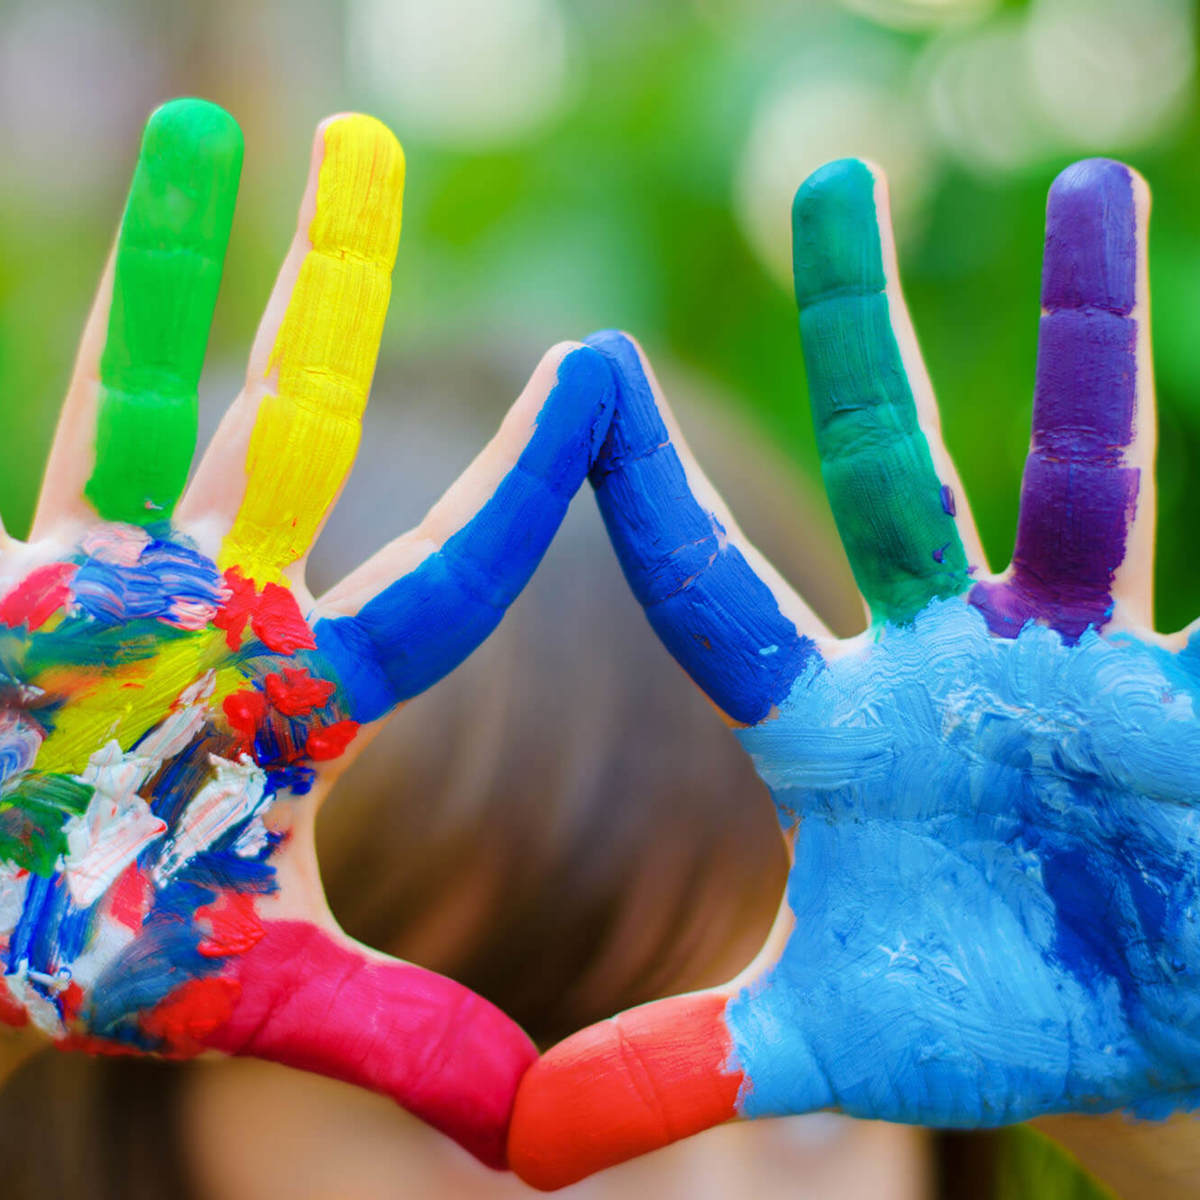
[73,538,225,626]
[5,873,53,972]
[179,847,277,894]
[144,741,210,839]
[266,764,314,796]
[46,887,92,969]
[586,330,816,725]
[89,920,219,1037]
[726,600,1200,1125]
[315,346,615,722]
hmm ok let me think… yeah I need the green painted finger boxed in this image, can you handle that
[85,98,243,525]
[792,158,969,625]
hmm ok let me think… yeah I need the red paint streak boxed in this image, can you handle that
[0,979,27,1027]
[141,976,242,1057]
[252,584,316,654]
[305,719,359,761]
[204,920,536,1170]
[265,668,335,716]
[0,562,77,630]
[223,689,268,754]
[60,981,85,1025]
[57,1033,143,1058]
[196,889,265,957]
[508,992,743,1190]
[213,567,257,650]
[109,863,152,931]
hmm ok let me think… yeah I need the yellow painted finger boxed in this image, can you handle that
[218,114,405,584]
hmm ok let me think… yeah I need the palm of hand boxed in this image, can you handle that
[0,525,354,1050]
[736,601,1200,1125]
[509,156,1200,1188]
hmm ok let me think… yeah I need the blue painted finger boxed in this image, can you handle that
[586,330,818,726]
[314,346,615,722]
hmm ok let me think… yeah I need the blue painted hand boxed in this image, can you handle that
[507,157,1197,1190]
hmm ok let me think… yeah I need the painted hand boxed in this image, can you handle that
[0,100,613,1169]
[508,157,1200,1188]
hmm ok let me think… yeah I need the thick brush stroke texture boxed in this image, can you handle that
[732,600,1200,1124]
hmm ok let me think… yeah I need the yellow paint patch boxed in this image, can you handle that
[219,115,405,584]
[35,635,242,776]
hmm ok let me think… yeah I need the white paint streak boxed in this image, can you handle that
[153,755,268,884]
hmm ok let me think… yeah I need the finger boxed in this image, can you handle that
[971,159,1154,640]
[313,342,614,723]
[586,330,824,728]
[34,98,243,535]
[180,114,404,587]
[508,992,744,1190]
[199,920,536,1170]
[793,159,981,626]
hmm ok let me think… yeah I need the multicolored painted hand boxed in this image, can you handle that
[508,158,1200,1188]
[0,99,613,1169]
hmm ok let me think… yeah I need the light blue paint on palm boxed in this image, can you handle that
[727,600,1200,1125]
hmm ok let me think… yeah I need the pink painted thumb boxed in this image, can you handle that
[203,920,537,1169]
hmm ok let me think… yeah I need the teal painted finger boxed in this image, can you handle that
[792,159,969,625]
[85,98,243,525]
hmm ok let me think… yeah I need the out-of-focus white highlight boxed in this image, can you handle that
[925,0,1193,174]
[736,59,932,288]
[924,17,1056,173]
[345,0,574,147]
[841,0,999,31]
[1029,0,1193,149]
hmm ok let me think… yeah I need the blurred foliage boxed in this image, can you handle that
[994,1126,1115,1200]
[0,0,1197,643]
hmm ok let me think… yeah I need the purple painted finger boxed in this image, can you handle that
[972,159,1154,640]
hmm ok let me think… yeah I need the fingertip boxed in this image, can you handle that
[508,995,743,1190]
[792,158,887,306]
[581,330,653,409]
[584,328,649,379]
[1043,158,1139,314]
[318,110,406,169]
[539,338,588,375]
[548,343,616,462]
[145,97,244,160]
[581,331,664,480]
[793,156,880,212]
[1048,157,1136,206]
[135,98,244,225]
[309,113,405,267]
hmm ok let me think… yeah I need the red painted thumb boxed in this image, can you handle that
[508,991,744,1190]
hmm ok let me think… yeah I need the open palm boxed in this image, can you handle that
[508,157,1200,1188]
[0,99,612,1170]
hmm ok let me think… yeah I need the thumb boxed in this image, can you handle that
[196,920,535,1169]
[508,990,744,1190]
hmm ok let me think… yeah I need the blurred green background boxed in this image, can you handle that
[0,0,1197,626]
